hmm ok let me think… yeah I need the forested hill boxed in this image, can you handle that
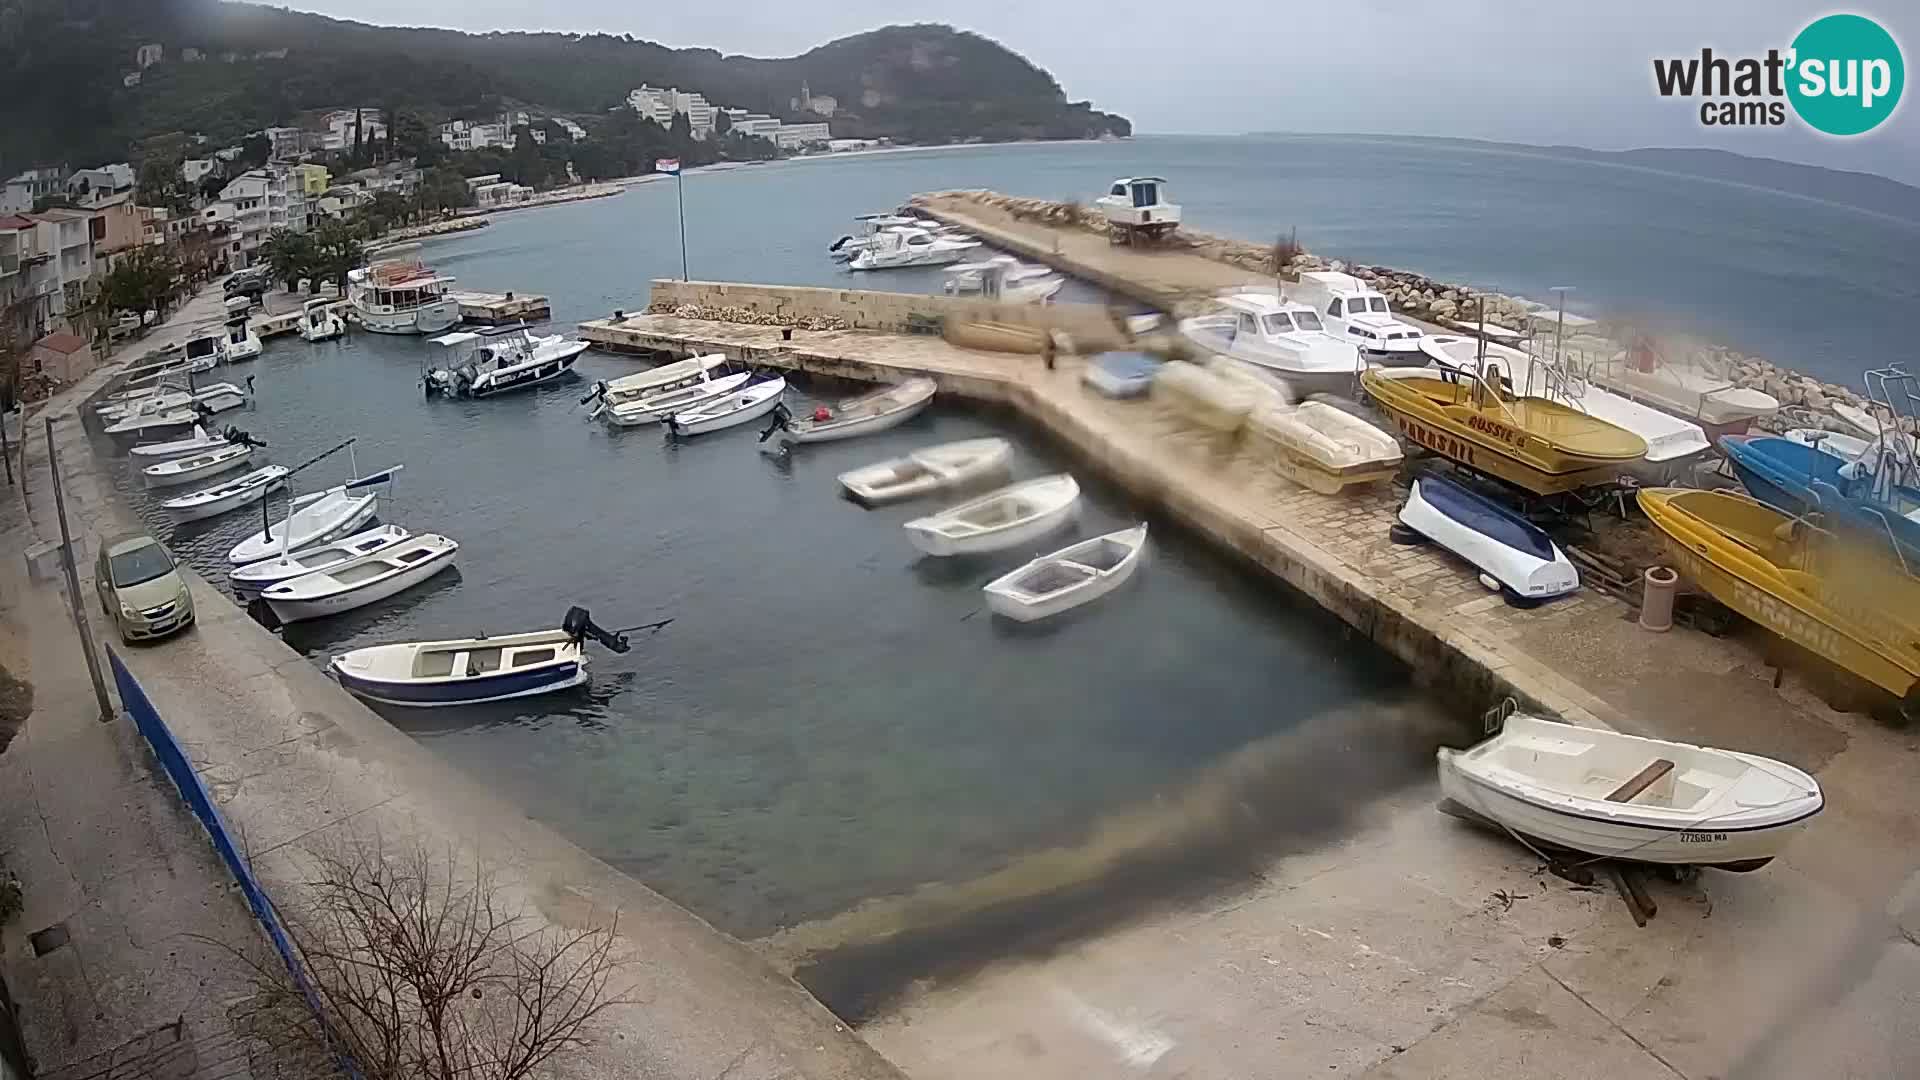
[0,0,1131,170]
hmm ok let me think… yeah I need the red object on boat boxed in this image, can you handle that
[814,406,832,421]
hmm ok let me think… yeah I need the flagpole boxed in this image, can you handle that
[676,171,689,281]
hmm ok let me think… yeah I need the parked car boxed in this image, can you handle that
[94,532,195,643]
[223,269,269,301]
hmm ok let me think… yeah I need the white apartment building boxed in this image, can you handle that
[773,123,832,149]
[181,158,217,186]
[320,109,388,152]
[439,118,511,152]
[65,163,135,210]
[1,168,69,214]
[728,114,782,139]
[628,85,717,138]
[215,169,308,267]
[554,118,587,141]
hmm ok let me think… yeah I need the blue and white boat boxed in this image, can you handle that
[1397,474,1579,603]
[1082,351,1163,399]
[1720,434,1920,563]
[328,607,637,707]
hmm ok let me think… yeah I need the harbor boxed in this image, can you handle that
[25,145,1920,1080]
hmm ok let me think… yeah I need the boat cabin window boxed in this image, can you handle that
[185,338,216,359]
[1327,299,1344,317]
[1261,313,1296,335]
[1292,310,1324,331]
[512,648,556,667]
[1132,182,1157,208]
[906,234,931,246]
[1110,183,1126,197]
[1367,297,1389,313]
[1237,313,1260,338]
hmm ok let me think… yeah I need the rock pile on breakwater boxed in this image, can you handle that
[921,190,1912,439]
[645,301,851,332]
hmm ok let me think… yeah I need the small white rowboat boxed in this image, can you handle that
[605,371,752,427]
[226,468,398,565]
[141,443,254,488]
[230,525,412,600]
[904,474,1081,556]
[778,377,936,444]
[983,524,1148,622]
[666,377,786,437]
[837,438,1013,505]
[262,534,459,624]
[105,407,199,438]
[129,426,227,460]
[162,466,289,523]
[1438,714,1822,872]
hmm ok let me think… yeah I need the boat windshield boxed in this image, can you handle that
[1262,313,1297,335]
[110,542,175,587]
[1292,310,1325,331]
[185,337,217,359]
[1366,297,1390,313]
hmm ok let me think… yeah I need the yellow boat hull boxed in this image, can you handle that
[1638,488,1920,698]
[1361,370,1646,496]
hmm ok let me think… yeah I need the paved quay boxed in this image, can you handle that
[12,296,905,1080]
[580,298,1920,1078]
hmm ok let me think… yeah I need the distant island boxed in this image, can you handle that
[1243,133,1920,226]
[0,0,1131,171]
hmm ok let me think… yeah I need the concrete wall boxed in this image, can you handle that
[647,279,1129,346]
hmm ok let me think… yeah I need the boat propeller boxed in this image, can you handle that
[756,401,794,442]
[562,607,673,655]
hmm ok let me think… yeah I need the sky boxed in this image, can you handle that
[259,1,1918,183]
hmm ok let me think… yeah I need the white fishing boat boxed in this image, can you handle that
[348,260,460,335]
[329,607,638,707]
[141,443,255,488]
[102,381,248,421]
[425,325,589,398]
[828,213,921,258]
[605,371,751,427]
[129,426,229,460]
[943,257,1064,304]
[837,438,1014,505]
[1397,474,1579,603]
[222,316,263,362]
[665,377,787,437]
[904,474,1081,556]
[1438,713,1822,871]
[1588,340,1780,438]
[104,406,200,439]
[1419,336,1710,465]
[299,298,347,342]
[230,525,412,600]
[1244,402,1404,494]
[584,354,730,418]
[774,378,936,444]
[1179,293,1365,398]
[162,465,290,523]
[847,227,980,271]
[983,524,1148,622]
[225,468,398,565]
[262,533,459,624]
[1287,271,1427,361]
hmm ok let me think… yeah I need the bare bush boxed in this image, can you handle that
[214,837,627,1080]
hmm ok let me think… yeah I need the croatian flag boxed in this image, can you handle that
[655,158,681,175]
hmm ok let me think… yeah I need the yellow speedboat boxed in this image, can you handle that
[1361,367,1647,495]
[1638,487,1920,705]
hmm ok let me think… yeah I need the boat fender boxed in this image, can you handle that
[814,406,833,422]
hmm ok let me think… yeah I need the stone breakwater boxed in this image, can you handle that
[921,190,1912,440]
[645,300,852,331]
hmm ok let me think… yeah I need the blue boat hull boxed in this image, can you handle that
[333,659,585,707]
[1720,435,1920,562]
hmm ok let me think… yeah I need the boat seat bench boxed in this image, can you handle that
[1607,758,1676,803]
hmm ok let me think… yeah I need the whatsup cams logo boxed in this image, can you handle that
[1652,13,1904,135]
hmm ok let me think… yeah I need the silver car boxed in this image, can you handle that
[94,531,195,643]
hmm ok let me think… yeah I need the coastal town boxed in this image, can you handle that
[3,7,1919,1080]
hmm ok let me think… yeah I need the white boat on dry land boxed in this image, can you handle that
[904,474,1081,556]
[584,354,729,419]
[230,525,412,600]
[225,468,397,565]
[262,533,459,624]
[1587,341,1780,437]
[141,443,255,489]
[774,378,936,444]
[162,465,290,523]
[665,377,786,437]
[838,438,1014,505]
[328,606,639,706]
[1438,713,1822,872]
[1288,271,1427,362]
[983,524,1148,622]
[1243,402,1404,494]
[1180,292,1365,398]
[604,371,751,427]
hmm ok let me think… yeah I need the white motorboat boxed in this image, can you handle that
[584,354,730,418]
[1243,402,1404,494]
[665,377,787,437]
[904,474,1081,556]
[1397,474,1578,603]
[299,298,347,342]
[102,381,248,422]
[1287,271,1426,362]
[348,260,460,335]
[1588,341,1780,437]
[1419,336,1710,466]
[774,378,936,444]
[141,443,255,489]
[847,227,980,271]
[1180,293,1365,398]
[104,406,200,439]
[161,465,290,523]
[230,525,412,600]
[328,606,639,707]
[425,325,589,398]
[983,524,1148,622]
[178,332,226,372]
[225,468,398,565]
[262,533,458,624]
[828,213,921,258]
[222,317,263,362]
[944,257,1064,304]
[129,426,229,460]
[1438,713,1822,871]
[1096,177,1182,244]
[605,371,751,427]
[837,438,1014,506]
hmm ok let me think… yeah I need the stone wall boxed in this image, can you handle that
[644,279,1131,347]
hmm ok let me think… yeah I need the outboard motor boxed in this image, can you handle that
[563,607,633,654]
[580,381,608,407]
[756,400,794,442]
[221,426,266,449]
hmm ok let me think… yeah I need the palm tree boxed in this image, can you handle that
[309,221,367,296]
[259,229,315,292]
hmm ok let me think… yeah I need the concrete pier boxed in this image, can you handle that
[452,289,553,325]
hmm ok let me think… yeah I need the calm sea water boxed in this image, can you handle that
[102,133,1903,937]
